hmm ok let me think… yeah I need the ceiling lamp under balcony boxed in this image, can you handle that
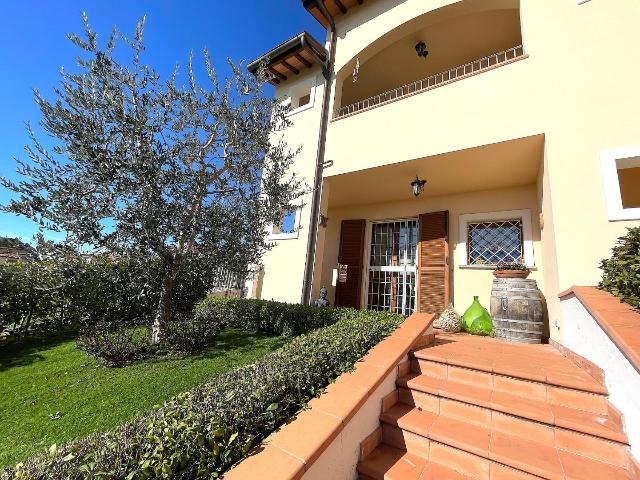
[415,41,429,59]
[411,176,427,197]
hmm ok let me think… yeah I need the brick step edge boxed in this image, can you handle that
[410,352,608,396]
[379,405,633,479]
[397,375,628,445]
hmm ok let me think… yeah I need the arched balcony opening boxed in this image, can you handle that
[334,0,524,119]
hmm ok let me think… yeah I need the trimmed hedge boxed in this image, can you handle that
[2,309,404,479]
[0,255,228,338]
[600,227,640,309]
[194,297,342,337]
[77,298,339,366]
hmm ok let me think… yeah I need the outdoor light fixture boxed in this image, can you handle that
[415,41,429,58]
[411,176,427,197]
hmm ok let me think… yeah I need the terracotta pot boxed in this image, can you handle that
[493,269,530,279]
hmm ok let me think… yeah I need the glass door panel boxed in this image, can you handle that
[367,219,418,316]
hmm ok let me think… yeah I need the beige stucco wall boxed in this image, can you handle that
[255,0,640,343]
[523,0,640,340]
[258,70,324,303]
[317,185,543,316]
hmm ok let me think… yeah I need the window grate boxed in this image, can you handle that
[467,219,524,265]
[367,220,417,316]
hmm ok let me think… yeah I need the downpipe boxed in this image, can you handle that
[301,1,336,305]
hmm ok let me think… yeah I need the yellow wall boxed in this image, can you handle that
[319,185,543,315]
[536,148,561,335]
[258,70,324,303]
[522,0,640,340]
[256,0,640,344]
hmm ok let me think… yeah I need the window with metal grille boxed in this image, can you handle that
[467,219,524,265]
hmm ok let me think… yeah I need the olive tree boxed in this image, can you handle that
[1,14,304,342]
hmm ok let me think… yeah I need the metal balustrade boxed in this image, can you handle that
[335,45,525,119]
[209,267,246,294]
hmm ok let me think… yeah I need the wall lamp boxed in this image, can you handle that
[415,41,429,58]
[411,176,427,197]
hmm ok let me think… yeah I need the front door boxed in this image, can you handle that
[366,219,418,316]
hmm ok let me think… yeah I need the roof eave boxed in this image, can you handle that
[247,32,327,78]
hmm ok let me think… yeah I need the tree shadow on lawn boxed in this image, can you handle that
[0,334,76,372]
[194,329,287,360]
[139,329,287,366]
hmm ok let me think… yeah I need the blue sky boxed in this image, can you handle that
[0,0,324,242]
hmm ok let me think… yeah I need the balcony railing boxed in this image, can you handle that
[334,45,525,120]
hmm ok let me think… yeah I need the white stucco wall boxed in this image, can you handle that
[302,368,398,480]
[560,295,640,459]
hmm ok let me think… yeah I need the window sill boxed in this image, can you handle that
[286,102,314,117]
[268,232,299,241]
[607,208,640,222]
[459,264,537,271]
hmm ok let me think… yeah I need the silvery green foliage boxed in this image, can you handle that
[1,14,304,340]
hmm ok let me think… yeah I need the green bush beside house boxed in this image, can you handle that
[600,227,640,309]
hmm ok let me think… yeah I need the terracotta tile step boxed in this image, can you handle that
[358,444,481,480]
[397,374,628,445]
[357,444,427,480]
[377,404,633,480]
[410,351,608,396]
[410,358,609,415]
[396,387,632,468]
[412,336,608,396]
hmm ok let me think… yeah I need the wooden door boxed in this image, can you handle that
[334,219,366,309]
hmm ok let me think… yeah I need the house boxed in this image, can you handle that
[246,0,640,341]
[0,238,34,263]
[233,3,640,477]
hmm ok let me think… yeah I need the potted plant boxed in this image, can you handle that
[493,259,530,279]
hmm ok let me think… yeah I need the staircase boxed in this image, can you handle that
[357,333,639,480]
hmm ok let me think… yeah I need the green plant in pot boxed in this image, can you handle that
[463,296,493,336]
[493,258,530,279]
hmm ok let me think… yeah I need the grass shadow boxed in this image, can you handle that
[193,329,287,361]
[0,333,76,372]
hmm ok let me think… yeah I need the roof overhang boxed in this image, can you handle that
[302,0,365,28]
[247,32,328,86]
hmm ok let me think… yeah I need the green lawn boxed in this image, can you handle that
[0,329,286,467]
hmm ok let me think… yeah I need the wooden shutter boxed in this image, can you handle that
[418,211,450,314]
[334,219,366,309]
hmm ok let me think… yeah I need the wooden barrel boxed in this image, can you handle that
[490,278,545,344]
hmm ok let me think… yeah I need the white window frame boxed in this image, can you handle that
[458,209,535,268]
[284,75,317,117]
[600,146,640,221]
[268,207,303,241]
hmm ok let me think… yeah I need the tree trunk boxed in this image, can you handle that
[18,311,33,338]
[152,271,175,344]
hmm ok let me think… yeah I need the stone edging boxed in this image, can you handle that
[559,286,640,375]
[223,312,435,480]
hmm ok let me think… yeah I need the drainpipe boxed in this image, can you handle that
[301,0,337,305]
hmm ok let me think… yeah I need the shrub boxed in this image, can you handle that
[0,255,227,338]
[0,257,159,337]
[76,322,152,367]
[163,312,225,354]
[3,310,404,479]
[600,227,640,309]
[194,297,339,336]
